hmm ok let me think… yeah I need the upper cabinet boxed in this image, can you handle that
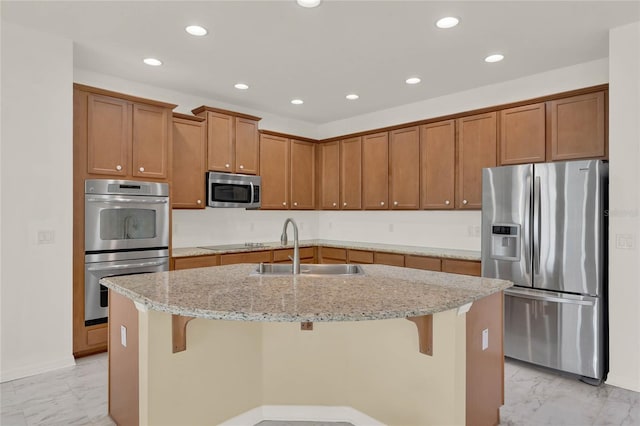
[340,137,363,210]
[259,133,290,209]
[362,132,389,210]
[389,126,420,209]
[317,141,340,210]
[78,84,176,181]
[290,139,316,210]
[192,106,261,175]
[420,120,455,209]
[456,112,497,209]
[172,113,206,209]
[548,91,606,161]
[499,103,546,165]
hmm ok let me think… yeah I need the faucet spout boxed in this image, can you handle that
[281,218,300,274]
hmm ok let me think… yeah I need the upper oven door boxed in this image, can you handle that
[85,193,169,252]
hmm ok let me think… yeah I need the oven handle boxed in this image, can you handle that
[86,197,168,204]
[87,259,168,272]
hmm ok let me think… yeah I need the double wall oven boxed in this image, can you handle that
[84,179,169,326]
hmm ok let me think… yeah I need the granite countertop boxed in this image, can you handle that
[101,264,511,322]
[172,239,481,261]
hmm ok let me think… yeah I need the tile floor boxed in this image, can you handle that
[1,353,638,425]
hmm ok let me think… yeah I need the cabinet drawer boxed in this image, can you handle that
[374,252,405,267]
[86,325,108,346]
[220,251,272,265]
[348,249,374,264]
[405,255,441,271]
[273,247,315,262]
[319,247,347,262]
[442,259,481,277]
[173,255,219,270]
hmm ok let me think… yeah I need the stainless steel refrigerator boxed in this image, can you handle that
[481,159,608,383]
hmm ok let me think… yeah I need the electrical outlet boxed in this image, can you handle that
[37,230,55,244]
[482,329,489,350]
[616,234,636,250]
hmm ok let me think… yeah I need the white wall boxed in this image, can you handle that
[607,21,640,392]
[0,22,75,381]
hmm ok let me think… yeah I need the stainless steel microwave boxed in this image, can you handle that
[207,172,261,209]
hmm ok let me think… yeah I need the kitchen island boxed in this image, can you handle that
[102,263,511,426]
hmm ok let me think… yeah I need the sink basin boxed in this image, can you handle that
[251,263,364,276]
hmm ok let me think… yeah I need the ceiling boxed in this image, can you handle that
[2,1,639,124]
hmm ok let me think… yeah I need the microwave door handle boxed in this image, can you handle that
[86,198,168,205]
[87,259,168,272]
[250,182,255,203]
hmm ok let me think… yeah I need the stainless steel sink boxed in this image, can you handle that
[251,263,364,276]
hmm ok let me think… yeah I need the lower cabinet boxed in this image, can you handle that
[405,255,442,271]
[442,259,482,277]
[317,247,347,264]
[273,247,316,264]
[173,255,219,270]
[220,250,272,265]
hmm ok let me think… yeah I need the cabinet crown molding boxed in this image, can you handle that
[191,105,261,121]
[73,83,177,109]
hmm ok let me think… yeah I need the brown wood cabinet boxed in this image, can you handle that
[499,103,546,165]
[548,91,606,161]
[193,106,261,174]
[173,255,219,270]
[172,113,206,209]
[362,132,389,210]
[456,112,497,209]
[317,141,340,210]
[389,126,420,209]
[405,255,442,271]
[442,259,482,277]
[259,133,290,209]
[374,251,405,267]
[83,89,174,181]
[348,249,374,264]
[340,137,363,210]
[220,251,272,265]
[420,120,456,209]
[273,247,316,264]
[318,247,347,263]
[290,140,316,210]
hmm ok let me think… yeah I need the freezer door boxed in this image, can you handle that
[533,160,607,296]
[482,164,532,286]
[504,287,605,380]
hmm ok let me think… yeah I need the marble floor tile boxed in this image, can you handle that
[2,353,638,426]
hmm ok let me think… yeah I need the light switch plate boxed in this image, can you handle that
[121,325,127,347]
[482,328,489,350]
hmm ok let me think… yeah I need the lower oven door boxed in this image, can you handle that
[84,252,169,326]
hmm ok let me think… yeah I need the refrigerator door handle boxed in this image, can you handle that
[505,288,595,306]
[533,176,541,275]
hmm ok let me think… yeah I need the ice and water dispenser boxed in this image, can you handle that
[489,224,520,261]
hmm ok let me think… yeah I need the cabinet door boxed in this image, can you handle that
[132,103,170,179]
[172,117,206,209]
[457,112,497,209]
[235,117,259,174]
[340,137,362,210]
[420,120,455,209]
[206,112,234,172]
[87,94,130,176]
[259,134,290,209]
[442,259,481,277]
[290,140,316,210]
[389,126,420,209]
[173,255,219,270]
[362,132,389,210]
[549,91,606,161]
[318,141,340,210]
[220,251,272,265]
[500,103,546,165]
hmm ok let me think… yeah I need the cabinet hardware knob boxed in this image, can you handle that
[394,201,398,206]
[239,165,244,169]
[225,163,230,168]
[343,202,347,207]
[282,202,287,206]
[445,200,450,205]
[116,165,122,171]
[332,202,337,207]
[139,167,145,172]
[380,201,385,206]
[463,199,468,205]
[196,200,201,204]
[294,202,298,206]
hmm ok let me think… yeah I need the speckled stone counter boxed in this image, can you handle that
[172,239,481,260]
[101,263,510,322]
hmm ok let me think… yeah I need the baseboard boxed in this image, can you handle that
[0,356,76,383]
[219,405,386,426]
[605,372,640,392]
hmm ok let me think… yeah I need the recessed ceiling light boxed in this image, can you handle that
[435,17,459,29]
[405,77,421,85]
[485,54,505,63]
[143,58,162,66]
[291,99,304,105]
[185,25,208,37]
[346,94,359,100]
[296,0,321,7]
[234,83,249,90]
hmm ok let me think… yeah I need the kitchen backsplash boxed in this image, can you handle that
[172,209,482,251]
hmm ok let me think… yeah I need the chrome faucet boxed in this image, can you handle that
[280,218,300,274]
